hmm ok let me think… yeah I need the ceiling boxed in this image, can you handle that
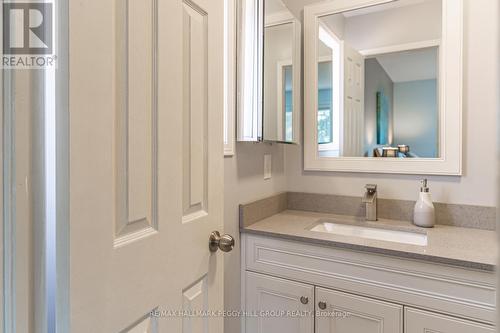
[265,0,290,16]
[342,0,436,17]
[277,0,439,20]
[374,47,438,83]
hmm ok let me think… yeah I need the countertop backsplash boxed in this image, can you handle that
[240,192,496,231]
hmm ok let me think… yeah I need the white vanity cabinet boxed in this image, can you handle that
[315,287,403,333]
[241,234,496,333]
[245,272,314,333]
[404,308,494,333]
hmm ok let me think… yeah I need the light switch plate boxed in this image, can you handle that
[264,154,272,180]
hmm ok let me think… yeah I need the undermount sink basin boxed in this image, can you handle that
[309,219,428,246]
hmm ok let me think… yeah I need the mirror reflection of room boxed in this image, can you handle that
[263,0,295,143]
[316,0,441,158]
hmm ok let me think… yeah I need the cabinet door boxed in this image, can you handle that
[245,271,314,333]
[405,307,494,333]
[315,287,403,333]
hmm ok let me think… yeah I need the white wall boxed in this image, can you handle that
[224,143,286,333]
[284,0,499,207]
[393,79,438,158]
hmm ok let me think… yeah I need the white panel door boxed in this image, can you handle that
[316,287,402,333]
[342,44,364,157]
[405,307,494,333]
[245,271,314,333]
[68,0,225,331]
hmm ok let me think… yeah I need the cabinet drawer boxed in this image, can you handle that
[243,234,496,324]
[316,287,403,333]
[245,271,314,333]
[404,307,494,333]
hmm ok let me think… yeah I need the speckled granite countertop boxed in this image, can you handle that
[241,210,498,271]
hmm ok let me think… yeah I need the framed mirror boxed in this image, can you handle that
[237,0,301,143]
[304,0,463,174]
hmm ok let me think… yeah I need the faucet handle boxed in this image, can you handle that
[365,184,377,193]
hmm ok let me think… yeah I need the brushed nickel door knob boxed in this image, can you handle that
[318,301,327,310]
[209,231,235,253]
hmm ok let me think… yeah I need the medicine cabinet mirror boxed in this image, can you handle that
[237,0,301,144]
[304,0,463,174]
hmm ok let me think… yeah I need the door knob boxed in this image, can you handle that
[300,296,309,305]
[318,301,327,310]
[209,231,235,253]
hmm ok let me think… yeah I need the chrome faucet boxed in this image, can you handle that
[362,184,377,221]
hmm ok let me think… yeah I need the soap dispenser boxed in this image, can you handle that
[413,179,435,228]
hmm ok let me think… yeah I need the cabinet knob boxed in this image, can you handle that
[300,296,309,305]
[318,301,327,310]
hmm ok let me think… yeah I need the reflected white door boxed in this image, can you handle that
[69,0,224,331]
[342,45,364,157]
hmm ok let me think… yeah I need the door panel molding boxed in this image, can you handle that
[182,275,209,333]
[114,0,159,246]
[121,310,159,333]
[182,0,209,223]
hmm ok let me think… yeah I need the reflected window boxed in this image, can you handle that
[318,24,341,155]
[283,65,293,141]
[317,61,332,144]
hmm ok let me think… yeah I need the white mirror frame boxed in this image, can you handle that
[303,0,463,175]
